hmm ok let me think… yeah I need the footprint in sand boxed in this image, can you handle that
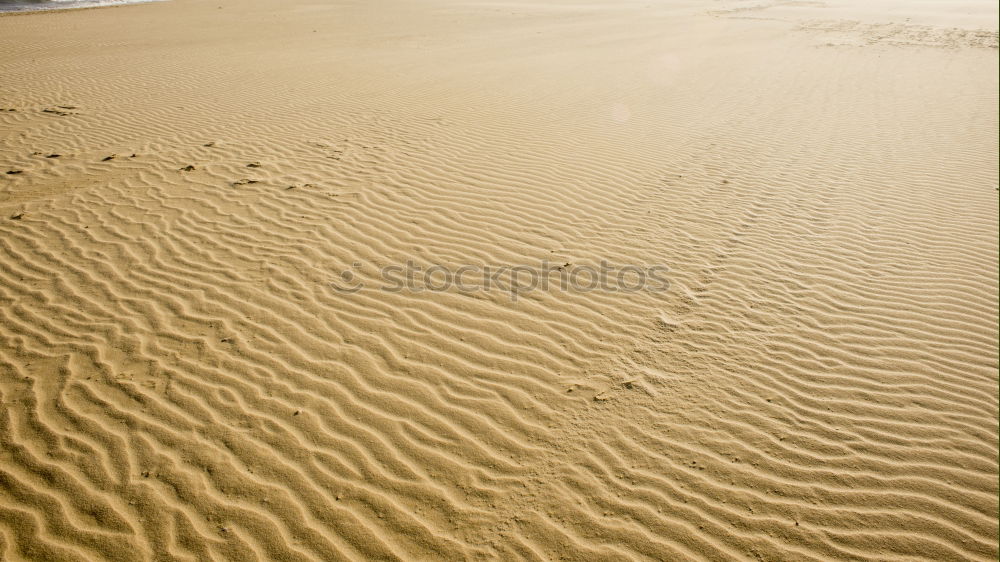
[232,179,259,186]
[42,106,78,116]
[246,162,262,168]
[656,311,680,331]
[6,170,23,175]
[179,165,196,172]
[102,154,117,162]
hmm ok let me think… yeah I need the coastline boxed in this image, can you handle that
[0,0,158,15]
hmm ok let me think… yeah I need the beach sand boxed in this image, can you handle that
[0,0,997,559]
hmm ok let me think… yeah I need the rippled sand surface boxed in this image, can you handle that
[0,0,997,559]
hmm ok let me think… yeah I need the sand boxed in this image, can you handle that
[0,0,997,559]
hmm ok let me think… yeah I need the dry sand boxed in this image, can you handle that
[0,0,997,559]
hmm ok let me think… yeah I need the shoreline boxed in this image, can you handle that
[0,0,159,16]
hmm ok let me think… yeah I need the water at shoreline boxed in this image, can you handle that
[0,0,156,13]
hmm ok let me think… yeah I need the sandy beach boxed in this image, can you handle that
[0,0,997,559]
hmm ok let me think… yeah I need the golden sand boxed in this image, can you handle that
[0,0,997,559]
